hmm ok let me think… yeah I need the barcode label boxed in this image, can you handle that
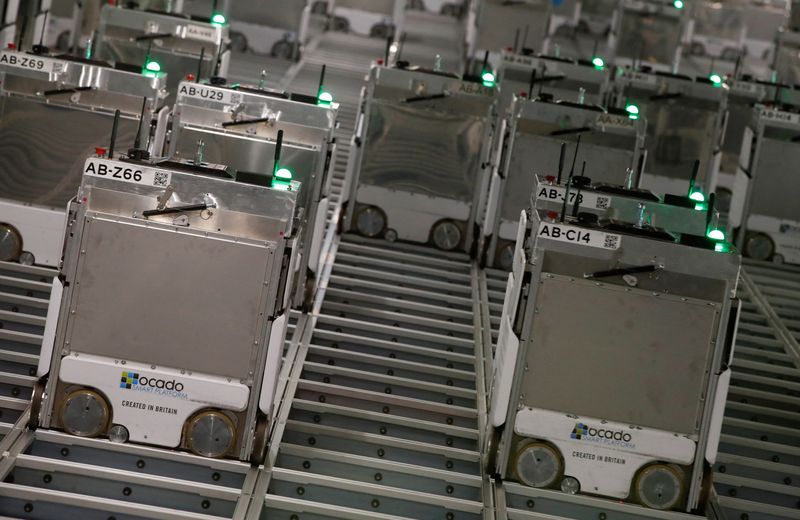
[0,51,64,74]
[603,234,619,249]
[536,185,612,211]
[84,158,172,188]
[537,221,621,250]
[153,171,170,187]
[761,108,800,125]
[178,82,241,105]
[627,71,656,85]
[185,24,218,43]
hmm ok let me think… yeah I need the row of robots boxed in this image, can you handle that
[0,7,339,466]
[0,0,793,516]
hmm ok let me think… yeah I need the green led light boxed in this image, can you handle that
[592,56,605,69]
[707,229,725,241]
[274,167,293,180]
[625,103,640,119]
[714,242,730,253]
[142,58,161,77]
[689,190,705,202]
[318,91,334,105]
[482,71,496,88]
[211,12,227,26]
[673,0,684,9]
[709,73,723,86]
[694,202,707,211]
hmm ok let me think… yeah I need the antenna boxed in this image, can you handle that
[317,64,327,97]
[35,10,49,52]
[196,47,205,82]
[481,50,489,74]
[16,16,28,51]
[556,142,566,184]
[273,129,284,176]
[572,162,586,217]
[687,158,700,197]
[591,38,598,61]
[538,64,546,98]
[108,109,121,159]
[706,192,716,231]
[132,97,148,150]
[396,32,406,63]
[733,53,743,81]
[527,68,537,99]
[513,28,520,54]
[385,35,392,64]
[560,135,582,222]
[522,24,529,51]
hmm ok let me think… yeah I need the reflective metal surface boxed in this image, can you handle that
[515,442,562,488]
[615,0,684,67]
[431,220,462,250]
[354,205,385,237]
[0,98,139,207]
[0,223,22,261]
[187,410,236,458]
[60,389,109,437]
[473,0,551,54]
[360,102,486,203]
[635,464,684,510]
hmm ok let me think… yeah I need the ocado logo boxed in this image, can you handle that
[570,422,634,447]
[119,371,185,392]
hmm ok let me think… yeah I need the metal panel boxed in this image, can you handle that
[0,98,139,208]
[642,100,718,180]
[475,0,550,53]
[67,218,272,380]
[617,8,683,66]
[359,102,486,204]
[748,137,800,221]
[522,275,719,434]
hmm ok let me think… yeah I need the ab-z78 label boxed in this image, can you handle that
[84,159,171,187]
[537,185,610,210]
[537,222,621,250]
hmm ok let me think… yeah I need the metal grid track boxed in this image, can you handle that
[0,425,257,519]
[0,262,55,440]
[256,235,489,520]
[713,265,800,519]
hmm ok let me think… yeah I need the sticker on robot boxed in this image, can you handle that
[596,114,634,129]
[505,54,534,67]
[84,159,172,188]
[185,24,218,43]
[627,71,656,85]
[178,83,240,105]
[761,108,800,125]
[537,185,611,210]
[537,222,621,250]
[457,82,493,96]
[730,81,758,95]
[0,52,63,74]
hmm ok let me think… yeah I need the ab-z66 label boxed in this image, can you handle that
[84,159,171,187]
